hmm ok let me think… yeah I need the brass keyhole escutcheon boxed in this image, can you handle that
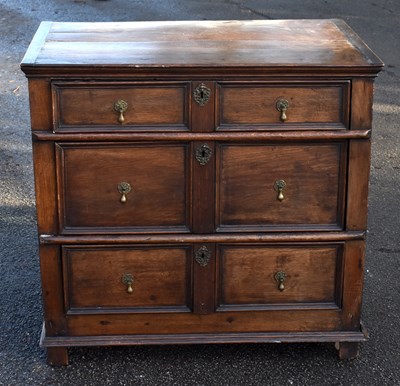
[117,182,132,203]
[274,271,287,291]
[193,83,211,106]
[195,246,211,267]
[273,179,286,201]
[195,143,212,165]
[114,99,128,124]
[276,98,289,122]
[122,273,134,294]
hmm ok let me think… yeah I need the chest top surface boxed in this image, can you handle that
[21,19,383,75]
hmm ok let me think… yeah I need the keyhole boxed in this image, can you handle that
[200,90,204,99]
[201,149,206,158]
[201,252,205,259]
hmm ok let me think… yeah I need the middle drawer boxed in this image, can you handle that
[216,141,347,232]
[56,142,191,234]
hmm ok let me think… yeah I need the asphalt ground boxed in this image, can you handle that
[0,0,399,385]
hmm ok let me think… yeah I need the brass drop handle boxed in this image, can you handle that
[274,271,287,291]
[114,99,128,124]
[122,273,134,294]
[276,99,289,122]
[273,180,286,201]
[117,182,132,203]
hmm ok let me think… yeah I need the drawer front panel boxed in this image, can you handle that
[63,245,193,312]
[217,82,349,129]
[217,244,343,311]
[53,82,189,131]
[67,309,342,335]
[216,142,346,231]
[57,143,191,233]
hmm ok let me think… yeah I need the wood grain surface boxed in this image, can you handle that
[21,20,382,69]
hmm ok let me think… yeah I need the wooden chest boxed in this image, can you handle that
[21,19,383,365]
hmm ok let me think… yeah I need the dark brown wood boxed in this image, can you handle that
[191,81,215,132]
[217,82,349,129]
[40,231,366,245]
[193,243,215,314]
[66,309,343,335]
[56,142,191,233]
[346,140,371,230]
[192,141,215,233]
[62,245,192,313]
[341,241,366,329]
[351,79,374,130]
[46,347,69,366]
[22,20,382,364]
[53,82,189,131]
[32,129,372,142]
[216,244,342,310]
[32,142,58,233]
[216,142,347,231]
[41,330,366,347]
[337,342,359,360]
[28,79,53,131]
[39,246,67,336]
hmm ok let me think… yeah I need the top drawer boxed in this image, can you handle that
[52,82,189,131]
[217,82,350,130]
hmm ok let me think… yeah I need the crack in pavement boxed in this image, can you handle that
[223,0,274,19]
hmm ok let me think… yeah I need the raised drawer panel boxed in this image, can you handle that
[53,82,189,131]
[216,142,346,231]
[217,244,343,311]
[217,82,349,130]
[56,142,191,233]
[62,245,193,313]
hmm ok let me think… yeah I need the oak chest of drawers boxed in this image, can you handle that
[21,19,383,365]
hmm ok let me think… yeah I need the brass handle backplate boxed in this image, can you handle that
[195,246,211,267]
[273,179,286,201]
[193,83,211,106]
[122,273,134,294]
[117,182,131,203]
[276,99,289,122]
[114,99,128,123]
[274,271,287,291]
[195,143,212,165]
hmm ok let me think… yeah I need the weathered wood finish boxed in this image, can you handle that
[41,330,367,347]
[21,20,382,71]
[22,20,383,365]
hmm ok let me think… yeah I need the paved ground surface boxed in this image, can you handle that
[0,0,399,385]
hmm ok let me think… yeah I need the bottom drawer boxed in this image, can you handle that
[216,244,344,311]
[58,241,362,337]
[62,245,193,313]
